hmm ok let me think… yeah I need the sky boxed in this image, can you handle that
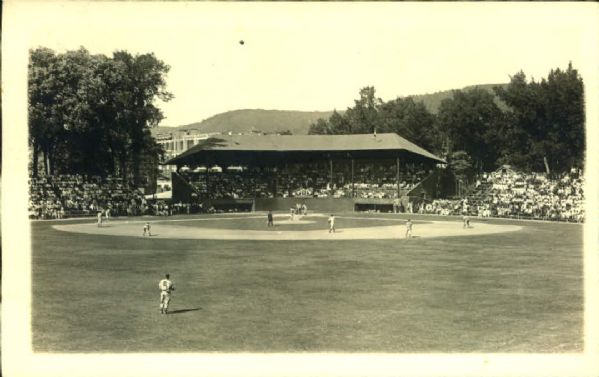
[12,2,597,127]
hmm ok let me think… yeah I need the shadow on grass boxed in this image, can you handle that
[168,308,201,315]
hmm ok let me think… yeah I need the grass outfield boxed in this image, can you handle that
[31,213,583,352]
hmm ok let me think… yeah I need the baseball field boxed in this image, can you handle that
[31,212,583,353]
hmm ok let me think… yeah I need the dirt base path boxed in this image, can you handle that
[53,214,522,240]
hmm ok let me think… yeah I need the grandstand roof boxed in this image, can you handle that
[164,133,445,166]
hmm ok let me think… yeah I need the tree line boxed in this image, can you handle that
[309,63,585,176]
[28,47,173,187]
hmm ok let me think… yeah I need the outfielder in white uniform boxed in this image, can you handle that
[159,273,175,314]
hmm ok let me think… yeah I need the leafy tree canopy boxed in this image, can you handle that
[28,47,172,186]
[310,64,584,175]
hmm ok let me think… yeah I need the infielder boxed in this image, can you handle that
[267,210,274,227]
[97,210,103,227]
[328,214,336,233]
[405,219,413,238]
[143,222,152,236]
[159,273,175,314]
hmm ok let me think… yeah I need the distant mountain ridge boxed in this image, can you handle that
[153,83,507,136]
[408,83,508,114]
[153,109,335,136]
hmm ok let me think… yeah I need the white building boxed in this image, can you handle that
[154,130,219,175]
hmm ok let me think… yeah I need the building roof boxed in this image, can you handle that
[164,133,445,166]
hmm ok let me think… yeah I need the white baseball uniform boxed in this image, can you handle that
[405,221,413,238]
[159,278,174,313]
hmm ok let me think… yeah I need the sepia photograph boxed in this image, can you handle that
[2,1,598,377]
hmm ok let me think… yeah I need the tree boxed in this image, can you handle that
[344,86,382,134]
[309,87,383,136]
[447,150,474,197]
[308,118,331,135]
[28,47,73,176]
[58,49,115,176]
[308,109,350,135]
[436,88,504,172]
[378,97,438,152]
[541,64,585,171]
[494,64,584,173]
[111,50,173,186]
[308,89,438,155]
[328,110,351,135]
[28,47,172,184]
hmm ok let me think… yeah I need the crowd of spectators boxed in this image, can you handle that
[29,174,147,219]
[180,162,429,200]
[29,176,64,219]
[30,165,585,223]
[421,167,585,222]
[185,167,275,199]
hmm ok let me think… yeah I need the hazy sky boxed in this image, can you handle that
[13,2,598,127]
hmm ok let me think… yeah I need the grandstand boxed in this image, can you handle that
[27,134,585,223]
[422,165,585,222]
[164,133,446,213]
[28,174,147,219]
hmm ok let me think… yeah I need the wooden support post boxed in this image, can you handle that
[329,157,334,195]
[396,156,400,199]
[273,167,278,198]
[351,158,355,198]
[206,167,210,200]
[252,166,257,199]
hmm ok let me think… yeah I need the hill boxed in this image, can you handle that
[153,83,508,136]
[163,109,335,136]
[408,83,508,114]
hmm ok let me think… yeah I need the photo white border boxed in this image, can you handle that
[2,2,598,377]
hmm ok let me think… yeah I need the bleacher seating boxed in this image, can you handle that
[422,167,585,222]
[29,174,146,219]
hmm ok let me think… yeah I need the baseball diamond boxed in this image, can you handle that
[53,213,522,240]
[31,213,582,353]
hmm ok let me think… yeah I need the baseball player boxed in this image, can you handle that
[97,210,103,227]
[328,214,336,233]
[267,210,274,227]
[159,273,175,314]
[143,222,152,236]
[405,219,413,238]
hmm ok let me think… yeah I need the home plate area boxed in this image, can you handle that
[53,213,522,240]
